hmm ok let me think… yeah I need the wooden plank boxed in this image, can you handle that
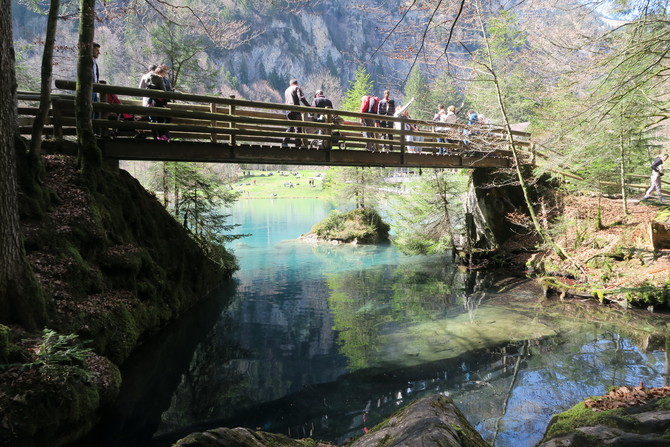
[99,140,511,168]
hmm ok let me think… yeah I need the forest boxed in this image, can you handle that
[2,0,670,445]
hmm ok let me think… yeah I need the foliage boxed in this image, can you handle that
[311,208,389,243]
[26,329,93,384]
[429,71,462,116]
[323,167,386,209]
[390,170,469,255]
[403,66,432,120]
[341,66,374,113]
[326,268,388,369]
[149,22,218,92]
[464,9,540,124]
[150,162,242,269]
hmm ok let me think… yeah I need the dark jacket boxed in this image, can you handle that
[285,84,310,107]
[312,96,333,109]
[378,99,396,116]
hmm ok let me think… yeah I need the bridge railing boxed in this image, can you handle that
[18,80,531,161]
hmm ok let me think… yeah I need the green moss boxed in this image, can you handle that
[544,401,637,439]
[311,208,390,243]
[0,324,10,362]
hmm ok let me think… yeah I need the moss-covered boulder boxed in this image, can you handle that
[538,396,670,446]
[174,428,332,447]
[345,394,489,447]
[306,208,390,244]
[173,395,488,447]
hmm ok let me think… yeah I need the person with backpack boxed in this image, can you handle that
[644,153,668,201]
[142,65,170,141]
[378,90,396,150]
[282,78,311,147]
[139,64,158,107]
[311,90,333,138]
[360,94,379,151]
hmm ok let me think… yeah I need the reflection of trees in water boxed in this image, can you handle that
[158,314,251,433]
[328,261,495,370]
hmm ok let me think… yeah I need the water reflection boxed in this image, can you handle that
[85,199,670,447]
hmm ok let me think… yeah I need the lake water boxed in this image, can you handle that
[85,198,670,447]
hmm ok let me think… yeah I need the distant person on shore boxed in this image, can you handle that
[644,153,668,201]
[282,78,310,147]
[378,90,396,150]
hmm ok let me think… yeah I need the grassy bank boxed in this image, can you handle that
[233,169,328,199]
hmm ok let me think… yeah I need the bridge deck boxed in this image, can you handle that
[18,81,533,169]
[102,140,512,168]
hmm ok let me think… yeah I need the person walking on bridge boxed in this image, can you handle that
[282,78,310,148]
[644,153,668,202]
[311,90,333,140]
[378,90,396,151]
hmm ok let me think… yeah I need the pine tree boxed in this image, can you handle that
[341,66,373,112]
[403,66,432,120]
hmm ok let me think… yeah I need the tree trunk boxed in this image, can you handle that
[619,111,629,215]
[29,0,60,155]
[0,0,46,330]
[75,0,101,178]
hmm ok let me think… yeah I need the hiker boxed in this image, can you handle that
[282,78,310,147]
[644,153,668,201]
[378,90,396,150]
[360,94,379,151]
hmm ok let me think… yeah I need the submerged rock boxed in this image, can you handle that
[173,395,488,447]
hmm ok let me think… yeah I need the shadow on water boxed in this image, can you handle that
[73,281,241,447]
[151,340,529,446]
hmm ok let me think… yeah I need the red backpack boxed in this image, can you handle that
[360,95,380,114]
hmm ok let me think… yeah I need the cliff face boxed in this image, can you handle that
[12,0,411,101]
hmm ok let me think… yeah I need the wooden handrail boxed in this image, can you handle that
[15,81,532,166]
[53,80,532,138]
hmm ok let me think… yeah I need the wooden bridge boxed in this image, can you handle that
[17,80,533,169]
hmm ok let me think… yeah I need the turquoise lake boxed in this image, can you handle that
[82,198,670,447]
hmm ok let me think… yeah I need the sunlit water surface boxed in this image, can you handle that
[85,198,670,447]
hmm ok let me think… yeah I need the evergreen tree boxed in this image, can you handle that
[150,162,242,268]
[389,170,469,255]
[341,66,373,112]
[403,66,432,120]
[430,71,462,114]
[324,167,386,209]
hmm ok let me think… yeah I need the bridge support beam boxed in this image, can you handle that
[98,141,512,170]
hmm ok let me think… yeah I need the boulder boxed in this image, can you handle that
[346,394,489,447]
[173,395,488,447]
[537,397,670,446]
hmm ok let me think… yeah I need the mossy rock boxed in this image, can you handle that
[539,397,670,446]
[310,208,390,244]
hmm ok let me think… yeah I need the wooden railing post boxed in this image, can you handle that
[210,103,217,143]
[399,122,406,164]
[229,95,236,147]
[323,112,332,149]
[52,98,63,139]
